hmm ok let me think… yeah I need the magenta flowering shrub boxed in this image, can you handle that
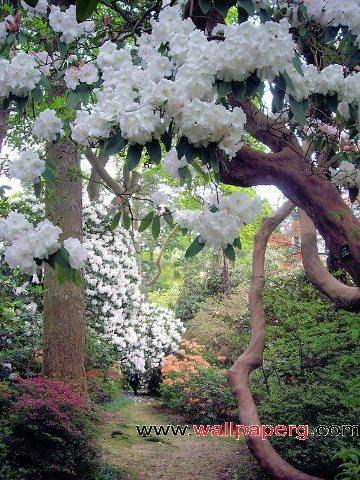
[1,378,100,480]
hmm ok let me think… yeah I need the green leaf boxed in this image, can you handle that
[217,81,232,98]
[292,55,304,76]
[151,216,161,240]
[31,86,43,102]
[71,270,84,287]
[76,0,98,22]
[122,211,131,230]
[23,0,39,7]
[237,0,255,16]
[223,244,236,262]
[198,0,211,14]
[289,96,307,125]
[177,137,196,162]
[55,264,68,284]
[109,211,121,231]
[185,236,206,258]
[282,71,294,91]
[233,237,242,250]
[67,83,90,108]
[102,131,127,156]
[232,81,246,101]
[146,139,162,164]
[178,165,192,185]
[163,211,175,228]
[237,6,249,23]
[139,211,155,232]
[34,181,42,198]
[214,0,231,16]
[245,71,262,97]
[125,144,143,171]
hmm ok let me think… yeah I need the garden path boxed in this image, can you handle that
[99,394,253,480]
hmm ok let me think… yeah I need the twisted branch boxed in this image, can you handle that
[228,200,323,480]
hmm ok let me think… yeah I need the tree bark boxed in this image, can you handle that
[228,201,323,480]
[299,210,360,311]
[220,146,360,286]
[43,135,86,384]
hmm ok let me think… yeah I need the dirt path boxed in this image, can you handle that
[99,394,253,480]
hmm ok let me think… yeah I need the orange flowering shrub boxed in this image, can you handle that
[160,340,236,423]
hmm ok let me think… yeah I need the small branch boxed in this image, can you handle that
[145,224,180,287]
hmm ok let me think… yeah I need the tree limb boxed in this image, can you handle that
[299,210,360,311]
[228,200,323,480]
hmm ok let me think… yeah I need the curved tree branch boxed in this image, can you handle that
[299,210,360,311]
[145,224,180,287]
[87,151,109,202]
[228,200,322,480]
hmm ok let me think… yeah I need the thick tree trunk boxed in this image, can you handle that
[220,146,360,286]
[43,135,86,383]
[228,201,323,480]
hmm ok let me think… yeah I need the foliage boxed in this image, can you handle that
[249,273,360,479]
[160,340,236,423]
[0,378,100,480]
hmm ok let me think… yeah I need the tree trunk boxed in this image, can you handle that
[43,135,86,384]
[220,146,360,286]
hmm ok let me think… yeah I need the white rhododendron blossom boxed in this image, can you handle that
[32,109,64,142]
[0,52,42,98]
[163,149,188,180]
[63,237,89,269]
[21,0,48,17]
[64,63,99,90]
[175,192,262,248]
[303,0,360,44]
[49,5,94,44]
[68,3,360,158]
[1,213,61,274]
[8,149,45,183]
[330,161,360,189]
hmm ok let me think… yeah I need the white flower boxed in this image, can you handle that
[7,52,41,95]
[33,109,64,142]
[49,5,94,44]
[8,149,45,183]
[63,237,89,269]
[0,212,32,242]
[163,148,187,179]
[64,63,98,90]
[337,101,350,119]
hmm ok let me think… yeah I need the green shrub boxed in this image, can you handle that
[251,273,360,479]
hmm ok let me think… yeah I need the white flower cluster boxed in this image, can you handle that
[71,5,248,157]
[63,237,89,269]
[330,160,360,189]
[21,0,48,17]
[83,201,184,374]
[0,52,41,98]
[8,149,45,183]
[49,5,94,44]
[175,191,262,248]
[285,63,360,103]
[64,63,99,90]
[32,109,64,142]
[303,0,360,44]
[0,212,61,273]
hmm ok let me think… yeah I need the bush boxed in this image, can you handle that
[86,367,123,404]
[0,378,100,480]
[160,340,236,423]
[251,273,360,479]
